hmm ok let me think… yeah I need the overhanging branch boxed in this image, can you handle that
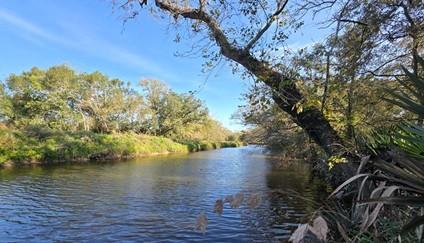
[154,0,237,58]
[243,0,289,52]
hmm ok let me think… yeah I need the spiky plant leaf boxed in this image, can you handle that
[335,56,424,236]
[402,215,424,234]
[360,196,424,206]
[401,66,424,94]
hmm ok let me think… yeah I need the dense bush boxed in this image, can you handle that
[184,140,243,152]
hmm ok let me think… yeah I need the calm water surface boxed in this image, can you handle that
[0,146,327,242]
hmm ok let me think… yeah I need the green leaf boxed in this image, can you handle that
[385,92,424,116]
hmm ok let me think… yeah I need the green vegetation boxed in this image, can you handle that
[185,140,244,152]
[0,125,187,164]
[112,0,423,241]
[322,57,424,242]
[0,124,242,165]
[0,66,242,165]
[115,0,422,175]
[0,0,422,241]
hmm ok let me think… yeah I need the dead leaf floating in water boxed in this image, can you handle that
[309,216,328,242]
[247,193,262,209]
[289,216,329,243]
[289,224,309,243]
[231,192,244,208]
[196,212,208,234]
[213,199,224,215]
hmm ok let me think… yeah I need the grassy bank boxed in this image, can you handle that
[0,126,242,166]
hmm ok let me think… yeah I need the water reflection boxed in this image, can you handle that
[0,146,326,242]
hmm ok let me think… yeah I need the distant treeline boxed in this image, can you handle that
[0,65,242,164]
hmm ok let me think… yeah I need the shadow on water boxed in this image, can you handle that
[0,146,328,242]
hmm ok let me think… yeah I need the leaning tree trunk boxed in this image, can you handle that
[220,48,355,186]
[227,51,345,156]
[154,1,346,157]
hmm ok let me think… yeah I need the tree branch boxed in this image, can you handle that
[337,18,367,26]
[154,0,237,58]
[198,0,206,11]
[243,0,289,52]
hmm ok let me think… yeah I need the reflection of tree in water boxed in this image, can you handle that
[218,159,329,241]
[262,160,329,240]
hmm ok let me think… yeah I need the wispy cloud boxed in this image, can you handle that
[0,7,178,82]
[0,8,73,47]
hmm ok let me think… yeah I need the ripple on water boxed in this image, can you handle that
[0,146,325,242]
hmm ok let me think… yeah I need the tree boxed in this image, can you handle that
[302,0,423,77]
[236,40,411,156]
[171,116,233,143]
[116,0,344,156]
[2,65,236,149]
[75,72,138,133]
[6,66,80,130]
[140,79,208,136]
[4,65,143,133]
[0,83,12,123]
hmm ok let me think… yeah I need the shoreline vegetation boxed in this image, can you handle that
[0,65,244,168]
[1,0,423,241]
[0,126,244,167]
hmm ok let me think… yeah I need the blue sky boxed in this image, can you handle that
[0,0,330,130]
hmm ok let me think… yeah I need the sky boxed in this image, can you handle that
[0,0,331,131]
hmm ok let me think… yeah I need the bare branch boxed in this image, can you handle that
[119,0,132,9]
[337,18,367,26]
[362,71,405,78]
[198,0,206,11]
[243,0,289,52]
[368,54,408,74]
[297,0,337,18]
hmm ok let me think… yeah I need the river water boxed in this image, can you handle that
[0,146,327,242]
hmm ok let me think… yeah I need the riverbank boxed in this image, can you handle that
[0,127,243,167]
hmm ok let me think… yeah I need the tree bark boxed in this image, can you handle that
[229,51,344,156]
